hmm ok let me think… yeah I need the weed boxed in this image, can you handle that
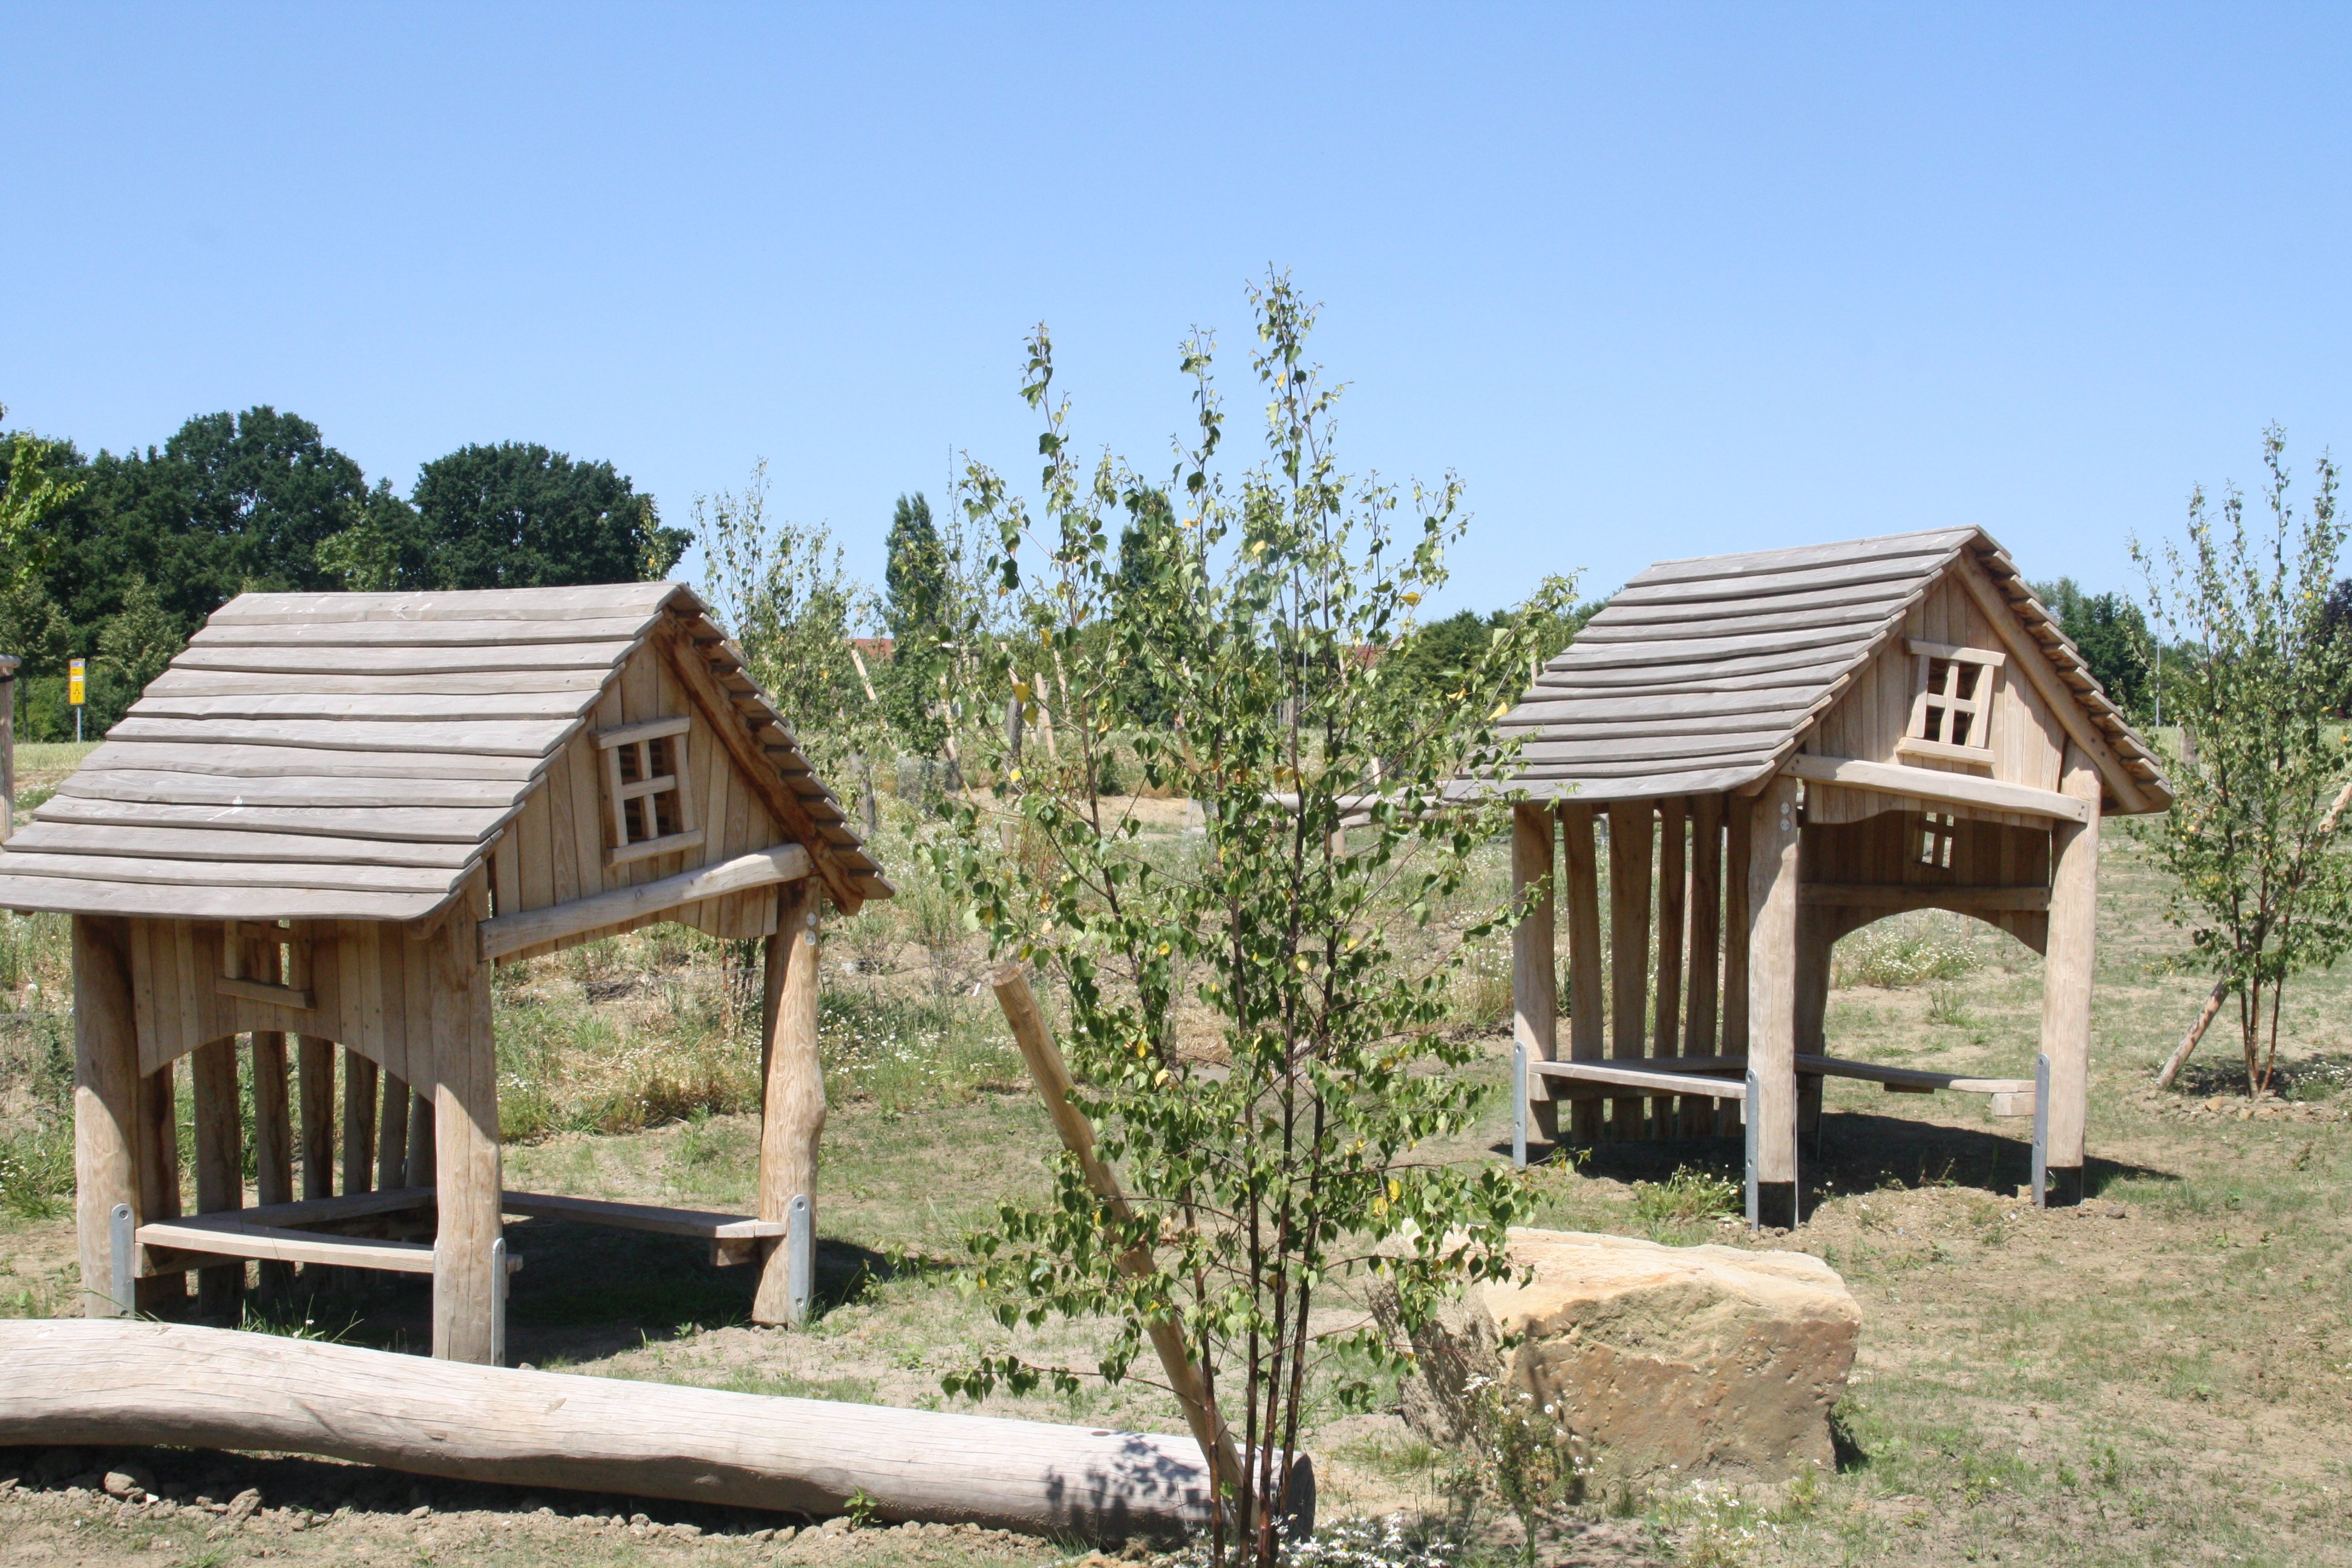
[1441,1374,1589,1566]
[1629,1168,1741,1232]
[1832,912,1984,989]
[843,1488,882,1529]
[1926,982,1973,1025]
[1655,1479,1780,1568]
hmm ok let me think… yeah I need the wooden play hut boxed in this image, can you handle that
[1466,528,2169,1223]
[0,584,889,1362]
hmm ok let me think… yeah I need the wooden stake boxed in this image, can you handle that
[2038,743,2102,1207]
[1510,804,1560,1145]
[754,877,825,1326]
[1720,791,1754,1138]
[1559,802,1605,1146]
[344,1050,380,1195]
[1653,797,1686,1137]
[1684,794,1723,1138]
[2155,977,2229,1091]
[134,1060,185,1313]
[250,1028,295,1302]
[987,964,1246,1505]
[377,1072,410,1191]
[71,916,140,1317]
[1607,801,1654,1139]
[191,1035,244,1318]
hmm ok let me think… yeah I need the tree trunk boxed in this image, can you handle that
[0,1319,1250,1543]
[2154,978,2229,1089]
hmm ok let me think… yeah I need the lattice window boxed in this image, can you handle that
[1918,811,1957,869]
[1898,639,2004,763]
[597,716,705,867]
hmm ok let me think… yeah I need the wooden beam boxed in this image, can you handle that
[1509,804,1560,1144]
[754,879,823,1327]
[1529,1059,1746,1099]
[1558,802,1605,1145]
[2037,743,2102,1205]
[477,843,811,961]
[1794,1054,2033,1095]
[0,1319,1244,1543]
[138,1222,443,1276]
[250,1025,296,1300]
[499,1191,785,1241]
[1946,550,2156,814]
[1785,753,2091,824]
[1800,882,2050,911]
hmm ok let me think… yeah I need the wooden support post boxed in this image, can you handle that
[754,877,825,1326]
[71,916,140,1317]
[1746,776,1801,1227]
[133,1062,185,1313]
[988,965,1247,1506]
[2038,743,2102,1207]
[1794,906,1836,1138]
[405,1091,436,1192]
[1720,791,1754,1137]
[0,655,15,843]
[1510,803,1560,1145]
[344,1050,379,1196]
[1653,797,1686,1137]
[1684,794,1723,1138]
[190,1036,244,1318]
[1606,801,1653,1139]
[430,875,503,1364]
[298,1038,335,1201]
[377,1073,410,1190]
[250,1029,295,1302]
[1558,803,1605,1145]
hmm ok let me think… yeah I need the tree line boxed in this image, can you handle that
[0,403,688,737]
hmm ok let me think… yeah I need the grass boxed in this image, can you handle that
[6,809,2352,1566]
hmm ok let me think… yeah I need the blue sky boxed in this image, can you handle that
[6,4,2349,612]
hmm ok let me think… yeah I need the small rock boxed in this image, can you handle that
[629,1511,649,1527]
[750,1527,774,1543]
[675,1522,701,1537]
[408,1505,431,1520]
[899,1519,921,1534]
[821,1515,854,1535]
[102,1469,148,1501]
[224,1489,261,1524]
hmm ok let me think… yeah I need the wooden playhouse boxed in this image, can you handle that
[1468,528,2170,1224]
[0,584,889,1362]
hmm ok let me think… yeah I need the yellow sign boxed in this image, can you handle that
[68,658,85,707]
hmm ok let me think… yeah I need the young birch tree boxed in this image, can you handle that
[2136,426,2352,1094]
[935,275,1570,1564]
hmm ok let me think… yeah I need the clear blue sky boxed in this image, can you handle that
[7,4,2349,612]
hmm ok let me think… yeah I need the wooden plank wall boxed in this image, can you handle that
[1807,575,2068,830]
[1558,794,1751,1142]
[488,639,783,962]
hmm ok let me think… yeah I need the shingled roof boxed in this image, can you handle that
[1462,527,2172,811]
[0,584,888,923]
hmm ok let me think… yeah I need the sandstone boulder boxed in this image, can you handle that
[1386,1228,1860,1483]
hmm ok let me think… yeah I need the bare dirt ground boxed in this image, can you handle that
[5,818,2352,1566]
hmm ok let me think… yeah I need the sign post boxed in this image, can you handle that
[68,656,85,744]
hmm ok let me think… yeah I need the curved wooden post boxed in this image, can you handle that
[1510,804,1560,1145]
[2038,744,2102,1207]
[72,916,140,1318]
[755,877,824,1325]
[430,874,502,1364]
[1746,777,1800,1227]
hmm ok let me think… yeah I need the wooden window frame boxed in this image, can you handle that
[596,716,705,867]
[1898,638,2004,765]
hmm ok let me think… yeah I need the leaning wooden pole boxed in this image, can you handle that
[754,877,825,1327]
[0,1319,1229,1543]
[987,964,1247,1506]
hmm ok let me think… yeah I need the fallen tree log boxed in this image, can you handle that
[0,1320,1283,1543]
